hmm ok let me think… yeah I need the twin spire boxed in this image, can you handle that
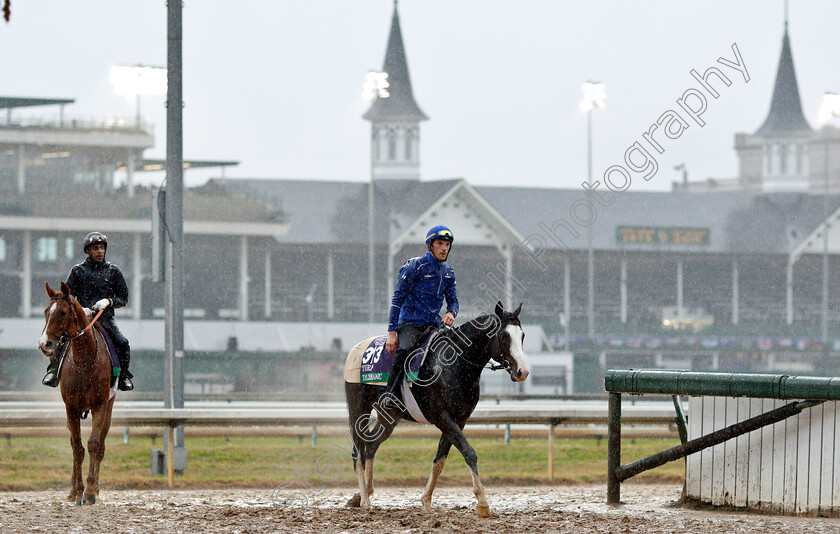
[754,21,811,136]
[363,1,427,121]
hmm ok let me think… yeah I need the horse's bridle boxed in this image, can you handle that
[486,320,516,373]
[450,317,514,373]
[49,294,103,354]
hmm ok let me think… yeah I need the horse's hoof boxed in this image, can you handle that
[73,500,83,507]
[345,493,362,508]
[83,495,99,505]
[476,504,491,517]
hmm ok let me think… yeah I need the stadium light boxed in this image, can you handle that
[580,81,606,112]
[362,71,390,101]
[818,92,840,124]
[581,81,606,339]
[109,64,167,126]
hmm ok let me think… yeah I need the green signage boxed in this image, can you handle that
[616,226,710,246]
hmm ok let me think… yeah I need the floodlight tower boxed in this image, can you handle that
[580,81,606,341]
[109,64,167,197]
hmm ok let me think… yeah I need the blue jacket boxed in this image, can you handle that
[388,251,458,331]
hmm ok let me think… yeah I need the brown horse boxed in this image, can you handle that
[38,282,115,505]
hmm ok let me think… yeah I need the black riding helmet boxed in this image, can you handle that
[83,231,108,254]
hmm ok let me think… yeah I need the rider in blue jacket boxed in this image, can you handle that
[381,225,458,409]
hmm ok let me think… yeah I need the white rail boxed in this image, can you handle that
[0,402,678,487]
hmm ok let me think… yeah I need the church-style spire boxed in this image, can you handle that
[755,25,811,136]
[363,1,427,121]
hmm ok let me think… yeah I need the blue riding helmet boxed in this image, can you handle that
[425,225,454,246]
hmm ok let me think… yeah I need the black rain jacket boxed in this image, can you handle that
[65,256,129,321]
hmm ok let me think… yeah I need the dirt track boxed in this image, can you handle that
[3,484,840,533]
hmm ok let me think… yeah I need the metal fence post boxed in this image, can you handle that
[548,423,555,481]
[607,391,621,504]
[167,425,175,489]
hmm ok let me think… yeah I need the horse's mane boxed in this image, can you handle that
[435,313,496,347]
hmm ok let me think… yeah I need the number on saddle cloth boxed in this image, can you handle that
[359,328,437,384]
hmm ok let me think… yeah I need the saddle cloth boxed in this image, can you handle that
[343,329,438,386]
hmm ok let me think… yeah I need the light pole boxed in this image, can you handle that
[580,81,606,340]
[818,92,840,353]
[674,163,688,188]
[362,71,390,322]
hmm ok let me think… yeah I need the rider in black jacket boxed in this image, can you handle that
[42,231,134,391]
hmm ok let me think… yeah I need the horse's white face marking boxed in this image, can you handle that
[38,303,58,353]
[505,325,529,382]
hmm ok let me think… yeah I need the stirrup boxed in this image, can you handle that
[118,375,134,391]
[42,371,60,388]
[379,387,404,412]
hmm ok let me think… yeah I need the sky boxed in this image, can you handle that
[2,0,839,191]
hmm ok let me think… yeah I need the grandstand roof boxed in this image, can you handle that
[211,177,840,255]
[477,186,840,255]
[209,178,459,245]
[0,97,75,109]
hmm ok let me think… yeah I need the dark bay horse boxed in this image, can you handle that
[38,282,115,505]
[345,301,529,516]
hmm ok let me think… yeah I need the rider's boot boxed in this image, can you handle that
[42,355,60,387]
[117,348,134,391]
[380,349,408,412]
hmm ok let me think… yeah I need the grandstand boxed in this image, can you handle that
[2,6,840,393]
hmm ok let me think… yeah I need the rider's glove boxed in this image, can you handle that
[82,307,94,318]
[92,298,111,312]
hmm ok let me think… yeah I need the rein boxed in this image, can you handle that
[62,306,104,373]
[68,308,104,342]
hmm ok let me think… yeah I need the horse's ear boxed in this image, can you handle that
[45,282,56,297]
[495,301,504,317]
[60,282,70,296]
[513,303,522,318]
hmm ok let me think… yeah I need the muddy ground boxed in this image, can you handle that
[2,484,840,533]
